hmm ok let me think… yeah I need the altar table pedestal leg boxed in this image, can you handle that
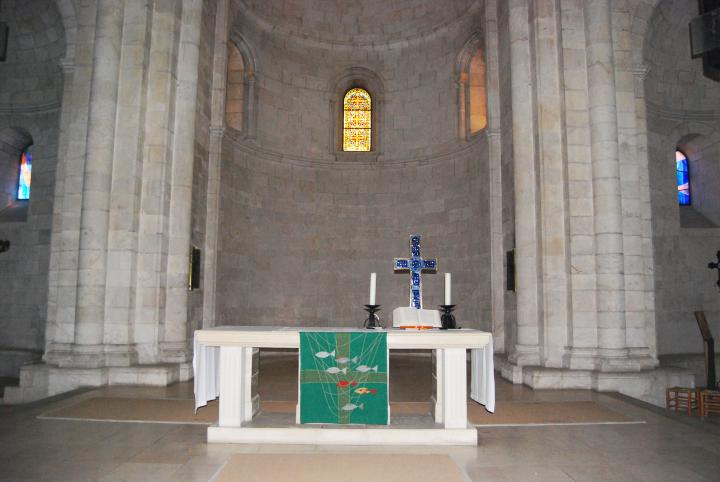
[442,348,468,429]
[218,346,252,427]
[433,349,444,424]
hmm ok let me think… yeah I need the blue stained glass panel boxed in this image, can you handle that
[17,151,32,200]
[676,151,690,205]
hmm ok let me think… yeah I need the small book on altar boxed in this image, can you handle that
[392,307,441,329]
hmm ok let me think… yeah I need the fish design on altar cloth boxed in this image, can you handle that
[341,403,364,411]
[315,350,335,359]
[355,365,378,373]
[336,380,359,388]
[325,367,347,374]
[336,356,359,365]
[354,387,377,395]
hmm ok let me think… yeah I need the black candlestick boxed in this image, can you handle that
[364,305,382,329]
[439,305,459,329]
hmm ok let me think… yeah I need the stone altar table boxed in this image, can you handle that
[194,326,494,445]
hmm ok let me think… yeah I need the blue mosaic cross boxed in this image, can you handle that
[393,235,437,309]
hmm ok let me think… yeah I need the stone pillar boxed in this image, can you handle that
[534,0,570,367]
[161,0,203,362]
[134,0,182,364]
[74,0,124,360]
[457,78,467,142]
[245,73,257,140]
[203,0,231,328]
[584,0,628,367]
[631,63,657,365]
[45,2,100,366]
[45,58,75,352]
[103,0,151,365]
[508,0,541,366]
[485,0,505,353]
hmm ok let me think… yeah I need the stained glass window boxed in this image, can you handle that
[469,51,487,133]
[343,88,371,152]
[17,150,32,200]
[676,150,690,205]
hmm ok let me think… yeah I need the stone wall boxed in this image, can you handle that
[644,0,720,355]
[0,0,64,377]
[231,1,484,161]
[217,141,491,328]
[214,1,493,329]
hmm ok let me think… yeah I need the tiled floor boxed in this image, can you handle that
[1,353,719,481]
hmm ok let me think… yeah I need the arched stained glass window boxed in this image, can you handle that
[676,150,690,205]
[469,51,487,133]
[343,88,371,152]
[17,149,31,200]
[225,42,245,132]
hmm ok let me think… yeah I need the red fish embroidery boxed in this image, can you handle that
[354,387,378,395]
[337,380,350,388]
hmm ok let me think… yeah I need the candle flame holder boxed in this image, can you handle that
[439,305,459,329]
[364,305,382,329]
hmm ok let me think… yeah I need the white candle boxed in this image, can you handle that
[444,273,451,305]
[369,272,377,305]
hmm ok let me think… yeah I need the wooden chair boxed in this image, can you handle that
[700,389,720,417]
[666,387,700,415]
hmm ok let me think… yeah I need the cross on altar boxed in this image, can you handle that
[394,234,437,309]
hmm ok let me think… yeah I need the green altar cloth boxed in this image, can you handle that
[299,331,388,425]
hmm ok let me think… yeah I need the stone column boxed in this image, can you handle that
[245,73,257,140]
[134,0,182,364]
[584,0,628,367]
[508,0,541,366]
[203,0,230,328]
[534,0,570,367]
[485,0,505,353]
[45,58,75,352]
[161,0,203,362]
[44,3,100,366]
[103,0,151,365]
[74,0,124,361]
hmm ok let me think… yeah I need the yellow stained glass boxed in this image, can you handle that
[343,88,371,151]
[343,110,371,129]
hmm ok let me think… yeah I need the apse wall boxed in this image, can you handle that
[217,141,490,328]
[216,0,492,329]
[228,0,484,160]
[644,0,720,355]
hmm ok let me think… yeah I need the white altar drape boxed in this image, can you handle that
[193,330,495,414]
[193,336,220,412]
[470,339,495,413]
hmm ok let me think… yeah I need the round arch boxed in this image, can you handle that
[226,32,258,139]
[330,67,385,157]
[456,31,487,140]
[54,0,77,64]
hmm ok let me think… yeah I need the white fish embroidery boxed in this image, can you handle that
[341,403,364,411]
[325,367,347,374]
[336,356,359,365]
[315,350,335,359]
[355,365,378,373]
